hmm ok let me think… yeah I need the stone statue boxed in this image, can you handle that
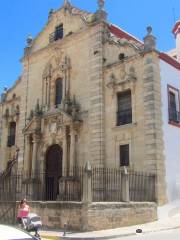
[48,9,54,20]
[98,0,105,10]
[95,0,107,21]
[26,35,33,47]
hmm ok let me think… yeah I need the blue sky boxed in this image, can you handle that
[0,0,180,93]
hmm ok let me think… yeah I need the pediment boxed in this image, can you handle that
[23,116,41,134]
[43,107,73,126]
[29,4,93,54]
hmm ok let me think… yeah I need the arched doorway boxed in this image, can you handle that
[45,144,63,200]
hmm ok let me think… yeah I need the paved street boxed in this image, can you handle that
[118,228,180,240]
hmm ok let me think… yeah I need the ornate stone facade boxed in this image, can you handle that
[0,1,167,204]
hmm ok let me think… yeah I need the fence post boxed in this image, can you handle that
[121,167,130,202]
[82,162,92,203]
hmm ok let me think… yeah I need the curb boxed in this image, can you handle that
[51,225,180,240]
[60,233,135,240]
[41,237,59,240]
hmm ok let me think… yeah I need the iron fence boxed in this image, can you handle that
[0,167,156,203]
[92,167,122,202]
[129,171,156,202]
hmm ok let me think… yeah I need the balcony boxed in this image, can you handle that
[169,108,180,123]
[117,109,132,126]
[49,30,63,43]
[7,135,15,147]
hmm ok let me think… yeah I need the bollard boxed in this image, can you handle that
[63,223,67,236]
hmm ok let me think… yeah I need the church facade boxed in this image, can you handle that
[1,0,179,207]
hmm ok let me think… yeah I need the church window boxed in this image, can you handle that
[55,78,63,106]
[117,90,132,126]
[7,122,16,147]
[119,144,129,167]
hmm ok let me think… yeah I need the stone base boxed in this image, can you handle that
[1,201,157,231]
[83,202,157,231]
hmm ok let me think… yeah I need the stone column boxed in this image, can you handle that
[70,129,76,173]
[62,126,67,176]
[31,135,39,176]
[121,167,130,202]
[83,162,92,203]
[143,51,167,205]
[24,135,30,173]
[89,23,106,167]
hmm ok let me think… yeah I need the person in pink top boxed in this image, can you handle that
[17,199,30,223]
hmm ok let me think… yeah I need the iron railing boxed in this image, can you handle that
[92,167,122,202]
[0,167,156,203]
[117,109,132,126]
[49,30,63,43]
[129,171,156,202]
[169,108,180,123]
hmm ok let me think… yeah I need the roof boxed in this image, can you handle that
[109,24,143,44]
[109,24,180,71]
[172,21,180,37]
[159,52,180,70]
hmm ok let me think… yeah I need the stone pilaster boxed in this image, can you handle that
[62,126,67,175]
[70,129,75,171]
[31,135,39,174]
[17,60,31,170]
[143,51,167,205]
[24,135,30,172]
[89,23,105,167]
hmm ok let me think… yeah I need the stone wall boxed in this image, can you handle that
[0,201,157,231]
[84,202,157,231]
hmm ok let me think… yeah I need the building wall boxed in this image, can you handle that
[0,4,168,205]
[0,79,22,170]
[0,201,157,231]
[103,45,167,204]
[160,59,180,201]
[176,28,180,62]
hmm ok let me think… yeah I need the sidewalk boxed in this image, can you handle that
[40,201,180,240]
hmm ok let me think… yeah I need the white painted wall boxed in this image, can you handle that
[176,33,180,62]
[160,59,180,201]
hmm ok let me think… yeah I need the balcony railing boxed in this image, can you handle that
[169,108,180,123]
[49,31,63,43]
[7,135,15,147]
[117,109,132,126]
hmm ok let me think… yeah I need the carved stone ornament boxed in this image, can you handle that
[50,122,57,134]
[49,47,64,68]
[95,0,107,22]
[63,0,73,13]
[106,73,116,88]
[98,0,105,10]
[119,65,126,81]
[143,26,156,52]
[42,63,52,78]
[60,56,71,72]
[106,67,137,93]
